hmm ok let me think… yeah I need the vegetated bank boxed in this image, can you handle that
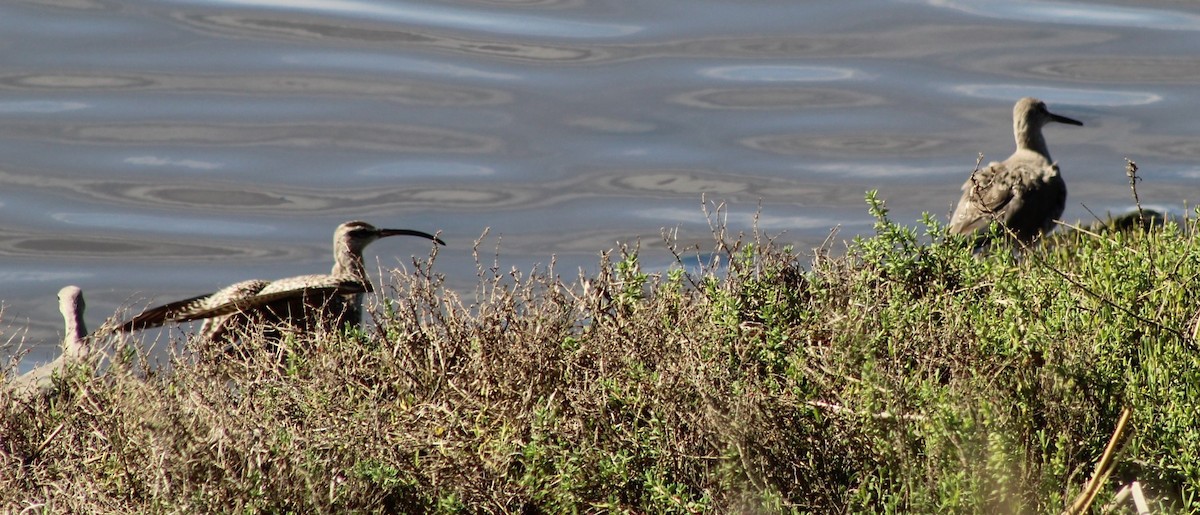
[3,193,1199,513]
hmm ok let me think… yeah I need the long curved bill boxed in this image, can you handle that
[378,228,446,246]
[1048,111,1083,126]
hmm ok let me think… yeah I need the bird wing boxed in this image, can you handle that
[1002,162,1066,240]
[118,279,270,332]
[949,161,1019,236]
[949,160,1064,241]
[187,276,368,320]
[195,276,369,343]
[255,274,366,295]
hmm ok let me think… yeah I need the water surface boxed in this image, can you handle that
[4,0,1200,368]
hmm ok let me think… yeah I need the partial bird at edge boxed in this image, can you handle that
[7,285,91,399]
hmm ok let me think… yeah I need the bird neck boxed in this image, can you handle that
[61,304,88,356]
[332,246,373,292]
[1014,120,1052,161]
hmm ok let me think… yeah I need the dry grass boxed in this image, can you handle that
[4,197,1200,513]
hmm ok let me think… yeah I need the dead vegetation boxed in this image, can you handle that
[4,193,1200,512]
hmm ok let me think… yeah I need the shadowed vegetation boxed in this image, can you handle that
[4,193,1200,512]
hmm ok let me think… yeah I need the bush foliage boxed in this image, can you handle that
[4,194,1200,513]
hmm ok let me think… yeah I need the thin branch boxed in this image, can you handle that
[1064,406,1134,515]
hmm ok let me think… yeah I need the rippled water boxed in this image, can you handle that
[5,0,1200,368]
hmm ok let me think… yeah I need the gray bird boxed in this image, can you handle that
[8,286,90,398]
[119,221,444,343]
[949,97,1083,243]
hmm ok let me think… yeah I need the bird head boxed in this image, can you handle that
[58,285,84,315]
[334,220,445,258]
[1015,97,1083,130]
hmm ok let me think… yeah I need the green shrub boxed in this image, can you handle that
[4,192,1199,513]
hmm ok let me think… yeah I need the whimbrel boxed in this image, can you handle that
[8,286,90,398]
[118,221,444,343]
[949,97,1083,243]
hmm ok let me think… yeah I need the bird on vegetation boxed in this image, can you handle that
[949,97,1083,244]
[8,286,91,398]
[118,221,444,343]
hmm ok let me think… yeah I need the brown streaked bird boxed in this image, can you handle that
[118,221,444,343]
[949,97,1083,244]
[8,286,90,398]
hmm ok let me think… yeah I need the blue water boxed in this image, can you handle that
[4,0,1200,370]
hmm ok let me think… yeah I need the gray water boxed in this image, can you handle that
[4,0,1200,370]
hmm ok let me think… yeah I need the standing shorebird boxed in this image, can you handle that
[949,97,1083,243]
[118,221,444,343]
[8,286,90,398]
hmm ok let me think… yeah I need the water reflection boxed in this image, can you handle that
[278,53,522,81]
[0,73,155,89]
[125,155,223,171]
[699,65,861,82]
[0,166,536,213]
[805,163,965,179]
[0,170,331,213]
[13,0,108,9]
[582,169,890,208]
[186,0,641,38]
[1,122,504,153]
[118,184,323,210]
[406,188,511,204]
[357,161,496,178]
[1170,168,1200,179]
[565,116,656,134]
[0,232,302,260]
[165,11,1111,67]
[53,213,274,236]
[0,165,902,217]
[923,0,1200,31]
[634,206,861,231]
[653,27,1106,60]
[1008,58,1200,84]
[453,0,586,7]
[609,171,748,195]
[953,84,1161,106]
[1143,140,1200,160]
[0,100,90,113]
[671,88,884,110]
[172,13,605,62]
[0,270,90,283]
[0,72,513,106]
[98,176,869,221]
[741,133,956,157]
